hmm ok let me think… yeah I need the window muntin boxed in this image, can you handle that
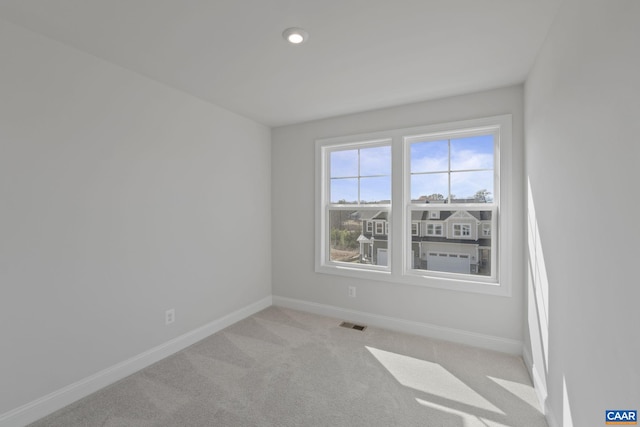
[317,115,510,295]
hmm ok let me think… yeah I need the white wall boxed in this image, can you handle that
[524,1,640,425]
[0,19,271,416]
[272,86,525,345]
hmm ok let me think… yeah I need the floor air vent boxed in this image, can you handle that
[339,321,367,331]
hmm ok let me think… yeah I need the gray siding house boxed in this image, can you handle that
[358,210,492,275]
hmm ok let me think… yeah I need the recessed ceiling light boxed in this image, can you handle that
[283,27,308,45]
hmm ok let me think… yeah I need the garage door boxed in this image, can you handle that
[426,252,470,274]
[377,248,388,266]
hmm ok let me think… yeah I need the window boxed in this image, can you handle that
[453,223,472,237]
[407,128,497,280]
[316,115,512,295]
[426,223,443,236]
[318,140,391,269]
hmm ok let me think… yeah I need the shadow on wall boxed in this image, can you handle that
[527,177,575,426]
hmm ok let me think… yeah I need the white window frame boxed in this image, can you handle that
[315,115,512,296]
[375,221,385,235]
[411,222,419,236]
[482,223,491,237]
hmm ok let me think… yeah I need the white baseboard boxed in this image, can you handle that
[273,296,523,355]
[522,348,546,406]
[0,296,272,427]
[545,403,559,427]
[522,346,557,427]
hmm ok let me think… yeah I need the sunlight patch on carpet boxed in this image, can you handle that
[366,346,503,414]
[416,399,511,427]
[487,376,542,412]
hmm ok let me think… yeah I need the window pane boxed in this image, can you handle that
[360,146,391,176]
[410,140,448,173]
[360,176,391,204]
[329,209,389,266]
[410,173,448,202]
[330,150,358,178]
[330,178,358,204]
[409,209,492,276]
[450,171,493,203]
[450,135,494,171]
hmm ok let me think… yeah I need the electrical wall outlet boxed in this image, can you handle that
[348,286,356,298]
[165,308,175,325]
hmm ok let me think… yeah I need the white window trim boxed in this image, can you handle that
[315,115,512,297]
[411,222,419,236]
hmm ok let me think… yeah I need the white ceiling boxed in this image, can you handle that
[0,0,561,127]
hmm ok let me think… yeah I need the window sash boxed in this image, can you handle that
[326,140,392,206]
[324,206,390,271]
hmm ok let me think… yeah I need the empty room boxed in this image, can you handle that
[1,1,638,426]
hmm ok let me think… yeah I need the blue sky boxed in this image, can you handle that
[330,135,494,203]
[330,146,391,203]
[411,135,493,201]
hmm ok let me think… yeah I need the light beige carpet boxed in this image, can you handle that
[29,306,547,426]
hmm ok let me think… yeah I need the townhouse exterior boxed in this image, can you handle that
[357,207,492,275]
